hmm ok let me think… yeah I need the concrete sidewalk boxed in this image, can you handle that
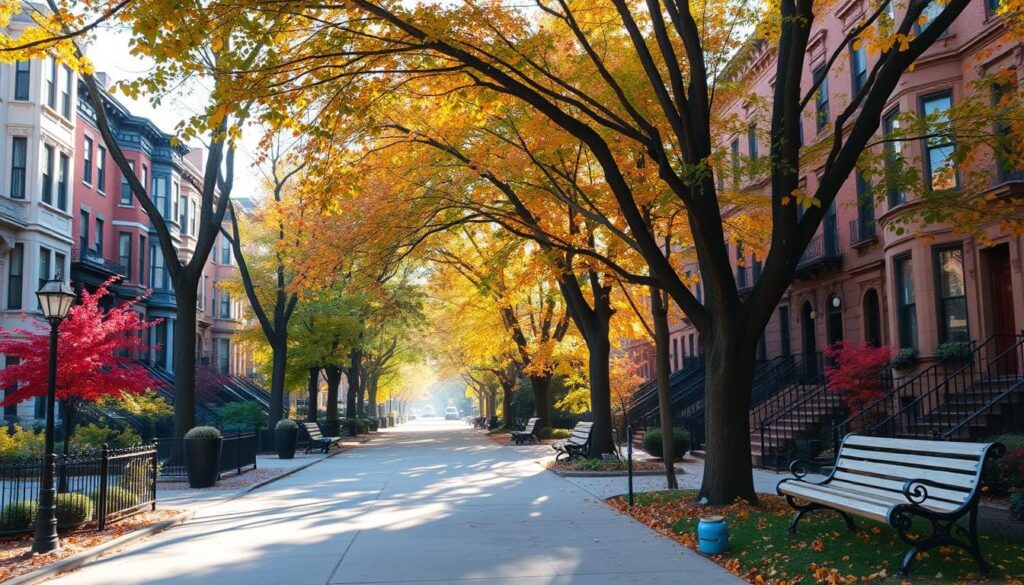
[48,420,740,585]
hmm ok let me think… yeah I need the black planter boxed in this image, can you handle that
[275,427,298,459]
[185,437,222,488]
[322,419,341,437]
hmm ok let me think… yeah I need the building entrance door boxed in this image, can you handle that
[986,245,1017,375]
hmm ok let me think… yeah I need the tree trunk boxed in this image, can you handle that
[356,366,366,417]
[478,394,484,417]
[268,336,288,427]
[367,374,378,418]
[345,348,361,418]
[172,287,199,440]
[529,374,552,430]
[699,327,758,505]
[325,366,342,425]
[501,383,514,428]
[650,288,678,489]
[586,329,614,457]
[306,367,319,422]
[487,388,498,419]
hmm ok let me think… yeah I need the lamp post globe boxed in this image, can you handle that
[31,278,74,555]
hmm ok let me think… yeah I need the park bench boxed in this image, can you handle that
[777,434,1006,576]
[552,421,594,461]
[511,417,539,445]
[301,421,342,454]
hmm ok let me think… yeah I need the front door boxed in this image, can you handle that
[802,301,817,378]
[987,245,1017,375]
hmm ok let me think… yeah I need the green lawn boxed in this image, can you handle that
[611,491,1024,584]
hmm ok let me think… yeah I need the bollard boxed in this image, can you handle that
[626,424,634,507]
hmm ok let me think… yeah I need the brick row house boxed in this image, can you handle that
[627,0,1024,462]
[0,11,258,425]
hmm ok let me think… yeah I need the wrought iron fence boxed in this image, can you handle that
[156,431,258,479]
[0,444,157,537]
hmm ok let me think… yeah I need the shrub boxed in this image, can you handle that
[217,402,267,431]
[934,341,972,363]
[0,425,45,461]
[642,428,691,460]
[184,426,222,440]
[90,486,140,512]
[119,458,152,490]
[0,501,37,531]
[55,493,94,527]
[274,419,298,431]
[573,458,628,471]
[824,341,893,415]
[988,448,1024,496]
[536,427,553,440]
[70,423,142,452]
[356,418,369,434]
[361,418,378,432]
[549,428,572,440]
[1010,493,1024,522]
[991,434,1024,453]
[891,347,918,370]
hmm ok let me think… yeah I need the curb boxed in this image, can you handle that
[230,436,366,500]
[6,509,195,585]
[549,468,677,478]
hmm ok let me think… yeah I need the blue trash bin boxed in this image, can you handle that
[697,515,729,554]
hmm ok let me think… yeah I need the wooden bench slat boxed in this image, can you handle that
[835,457,977,491]
[831,473,968,505]
[827,480,963,512]
[779,481,891,522]
[843,435,989,457]
[840,447,981,473]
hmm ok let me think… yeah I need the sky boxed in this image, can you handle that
[87,29,267,202]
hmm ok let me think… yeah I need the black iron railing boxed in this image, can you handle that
[848,218,876,246]
[866,334,1024,441]
[755,353,837,469]
[71,246,127,276]
[627,356,704,427]
[156,431,258,479]
[0,444,156,536]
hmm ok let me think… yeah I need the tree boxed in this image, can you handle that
[262,0,998,503]
[0,280,157,452]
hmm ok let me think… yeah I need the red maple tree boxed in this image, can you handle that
[824,340,894,416]
[0,279,159,450]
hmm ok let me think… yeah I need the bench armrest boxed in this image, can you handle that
[787,459,828,483]
[901,478,945,506]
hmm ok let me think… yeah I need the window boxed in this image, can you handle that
[60,65,72,118]
[38,246,51,293]
[58,152,69,211]
[894,254,918,349]
[179,193,188,233]
[120,161,135,205]
[917,1,948,34]
[993,76,1021,181]
[696,281,703,304]
[217,339,230,374]
[198,274,206,310]
[736,244,747,289]
[150,245,166,290]
[988,0,1002,15]
[153,321,167,369]
[855,172,875,240]
[41,145,54,205]
[850,43,867,94]
[83,136,93,184]
[935,246,968,343]
[138,235,145,282]
[813,65,830,131]
[731,139,740,185]
[153,176,168,217]
[747,123,758,161]
[119,233,132,279]
[172,182,180,223]
[220,290,231,318]
[7,244,23,310]
[10,137,27,199]
[14,61,30,100]
[883,108,905,207]
[221,236,231,264]
[142,165,148,194]
[79,210,89,252]
[54,252,65,283]
[753,255,762,283]
[672,337,679,370]
[96,146,106,192]
[4,356,20,417]
[921,93,957,191]
[45,58,56,108]
[94,218,103,254]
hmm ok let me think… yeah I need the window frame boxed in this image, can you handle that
[7,243,24,310]
[83,136,93,185]
[57,152,69,211]
[96,146,107,193]
[60,65,72,118]
[933,244,969,343]
[45,57,57,109]
[118,232,132,280]
[10,137,28,200]
[882,108,905,208]
[813,65,830,132]
[14,61,30,101]
[919,91,959,192]
[850,43,867,95]
[41,144,54,205]
[894,253,918,349]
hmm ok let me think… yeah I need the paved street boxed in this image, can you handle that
[50,420,739,585]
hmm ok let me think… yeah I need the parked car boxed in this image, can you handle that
[444,406,459,420]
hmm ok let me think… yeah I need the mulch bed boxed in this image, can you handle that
[609,491,1024,585]
[547,459,667,472]
[0,508,184,582]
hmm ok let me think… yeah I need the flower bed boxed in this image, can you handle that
[609,491,1024,584]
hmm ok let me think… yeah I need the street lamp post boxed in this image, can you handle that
[32,278,75,555]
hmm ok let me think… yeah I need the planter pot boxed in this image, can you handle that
[275,427,298,459]
[185,437,222,488]
[388,416,395,427]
